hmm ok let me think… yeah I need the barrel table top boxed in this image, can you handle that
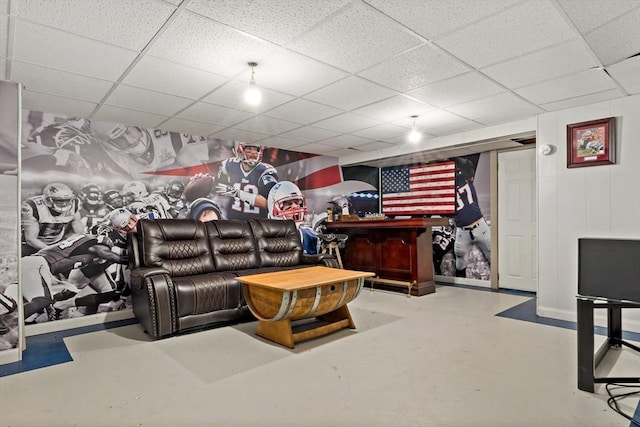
[236,266,374,291]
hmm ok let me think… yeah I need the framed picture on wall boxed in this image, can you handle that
[566,117,616,168]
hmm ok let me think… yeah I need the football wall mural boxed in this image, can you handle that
[18,111,379,327]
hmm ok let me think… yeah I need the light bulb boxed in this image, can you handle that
[408,126,421,143]
[244,81,262,106]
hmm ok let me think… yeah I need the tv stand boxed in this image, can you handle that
[577,295,640,392]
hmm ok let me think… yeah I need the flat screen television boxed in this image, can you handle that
[578,238,640,303]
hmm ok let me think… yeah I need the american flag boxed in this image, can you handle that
[381,161,456,215]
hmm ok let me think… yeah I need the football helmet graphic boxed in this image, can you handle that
[79,183,103,207]
[188,198,222,222]
[267,181,306,225]
[109,208,136,232]
[234,142,263,167]
[42,183,75,214]
[122,181,148,203]
[164,179,185,203]
[93,123,154,165]
[29,120,98,150]
[103,189,125,209]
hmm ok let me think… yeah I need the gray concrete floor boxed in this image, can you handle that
[2,285,638,427]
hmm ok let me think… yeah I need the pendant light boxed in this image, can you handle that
[244,62,262,106]
[407,115,422,143]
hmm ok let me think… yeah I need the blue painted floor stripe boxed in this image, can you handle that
[0,318,137,377]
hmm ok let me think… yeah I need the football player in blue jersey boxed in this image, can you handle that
[267,181,318,255]
[21,182,84,256]
[215,142,279,220]
[453,157,490,277]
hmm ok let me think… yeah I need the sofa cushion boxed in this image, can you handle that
[249,219,302,267]
[172,272,244,316]
[138,219,215,276]
[206,220,260,271]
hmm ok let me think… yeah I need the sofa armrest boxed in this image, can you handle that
[130,266,170,291]
[302,254,340,269]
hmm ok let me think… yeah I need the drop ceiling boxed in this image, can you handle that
[1,0,639,167]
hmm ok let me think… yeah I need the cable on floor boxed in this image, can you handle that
[605,383,640,426]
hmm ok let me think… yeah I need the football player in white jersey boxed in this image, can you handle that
[267,181,318,254]
[21,182,84,256]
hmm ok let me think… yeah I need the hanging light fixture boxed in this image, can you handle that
[244,62,262,106]
[407,115,422,143]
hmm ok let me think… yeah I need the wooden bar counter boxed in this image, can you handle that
[326,218,450,296]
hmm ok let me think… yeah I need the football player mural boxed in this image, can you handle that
[20,111,378,325]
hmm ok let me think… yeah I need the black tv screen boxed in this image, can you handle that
[578,238,640,303]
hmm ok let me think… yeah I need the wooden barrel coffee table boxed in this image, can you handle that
[237,266,374,348]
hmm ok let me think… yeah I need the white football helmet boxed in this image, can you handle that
[267,181,306,225]
[42,183,75,214]
[234,142,263,167]
[122,180,148,202]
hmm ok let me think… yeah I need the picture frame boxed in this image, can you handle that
[566,117,616,168]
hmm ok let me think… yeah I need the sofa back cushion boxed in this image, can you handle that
[206,220,260,271]
[138,219,215,276]
[249,219,302,267]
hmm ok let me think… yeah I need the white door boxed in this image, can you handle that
[498,148,537,292]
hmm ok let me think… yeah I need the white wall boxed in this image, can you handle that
[537,94,640,329]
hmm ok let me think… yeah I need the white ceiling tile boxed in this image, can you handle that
[233,115,301,134]
[202,80,295,113]
[319,134,376,148]
[407,72,505,108]
[435,0,575,68]
[11,61,113,103]
[124,56,228,100]
[279,126,340,142]
[13,20,137,80]
[104,84,194,116]
[607,56,640,95]
[15,0,176,50]
[0,14,6,58]
[584,8,640,66]
[188,0,351,45]
[364,0,521,40]
[264,99,343,124]
[556,0,639,33]
[352,123,407,140]
[539,88,625,111]
[325,147,367,158]
[423,120,484,137]
[475,108,541,126]
[210,128,270,143]
[313,112,382,133]
[304,76,396,111]
[294,142,339,154]
[382,132,435,145]
[359,44,470,93]
[399,110,471,131]
[515,69,618,105]
[177,102,253,127]
[149,11,279,77]
[447,92,541,121]
[238,49,348,97]
[158,118,224,138]
[288,2,422,73]
[481,40,599,89]
[22,91,97,118]
[256,135,308,150]
[352,95,436,122]
[347,140,395,152]
[91,105,168,128]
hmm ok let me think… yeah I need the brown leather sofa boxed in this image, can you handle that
[128,218,338,338]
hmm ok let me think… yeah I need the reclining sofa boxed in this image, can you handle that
[128,218,338,338]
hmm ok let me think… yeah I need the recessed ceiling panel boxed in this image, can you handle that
[159,117,225,138]
[447,92,540,121]
[539,89,624,111]
[22,91,97,119]
[233,115,301,134]
[607,56,640,94]
[105,84,194,117]
[177,101,253,127]
[515,69,618,105]
[557,0,639,33]
[313,112,382,133]
[352,123,407,140]
[353,95,436,122]
[203,80,294,114]
[279,126,340,142]
[408,72,505,108]
[210,128,270,143]
[584,8,640,66]
[319,134,376,148]
[264,99,343,125]
[92,104,169,128]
